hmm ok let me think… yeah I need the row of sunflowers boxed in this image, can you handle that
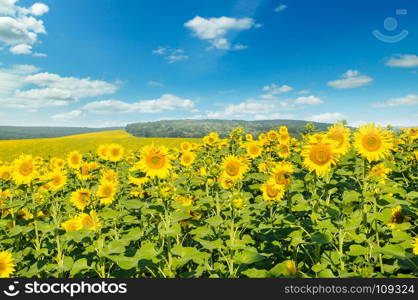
[0,123,417,278]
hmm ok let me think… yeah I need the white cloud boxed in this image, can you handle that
[29,3,49,16]
[206,98,291,119]
[294,95,323,105]
[262,83,293,94]
[166,54,189,63]
[51,110,82,121]
[9,43,32,54]
[153,46,189,63]
[386,54,418,68]
[0,1,49,54]
[373,94,418,108]
[184,16,256,50]
[0,64,118,109]
[147,80,164,87]
[275,4,288,12]
[327,70,373,89]
[297,89,310,95]
[308,112,347,123]
[83,94,196,115]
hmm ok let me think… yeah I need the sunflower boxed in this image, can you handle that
[406,127,418,140]
[230,192,247,209]
[107,144,124,162]
[129,176,149,187]
[267,130,279,142]
[12,155,37,185]
[245,133,253,141]
[388,206,410,229]
[175,195,193,207]
[276,144,291,158]
[180,142,192,152]
[100,169,119,184]
[62,217,83,232]
[137,144,172,178]
[0,165,13,181]
[180,151,196,167]
[97,181,117,205]
[261,179,285,202]
[17,208,33,221]
[203,132,219,146]
[97,144,109,160]
[353,124,394,162]
[0,251,15,278]
[279,132,290,145]
[279,126,288,135]
[218,174,235,190]
[67,151,82,169]
[70,189,91,210]
[221,155,249,181]
[413,237,418,255]
[368,163,391,182]
[79,211,101,230]
[285,260,297,276]
[246,142,263,159]
[51,158,66,170]
[327,124,351,155]
[270,161,294,186]
[301,136,338,177]
[46,170,67,191]
[76,162,96,181]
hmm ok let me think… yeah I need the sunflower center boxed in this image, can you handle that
[147,153,166,169]
[71,155,80,165]
[182,155,191,163]
[111,149,120,157]
[80,192,89,202]
[0,261,6,272]
[310,144,331,166]
[102,186,112,197]
[362,134,382,152]
[330,132,344,147]
[274,172,287,185]
[250,145,260,155]
[19,162,33,176]
[266,185,279,198]
[53,176,62,185]
[225,161,240,177]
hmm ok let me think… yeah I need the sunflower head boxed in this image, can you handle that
[388,206,410,229]
[12,155,38,185]
[221,155,249,181]
[97,181,117,205]
[246,142,263,159]
[79,211,101,230]
[107,144,124,162]
[70,189,91,210]
[285,260,297,276]
[270,161,294,186]
[137,144,172,178]
[413,237,418,255]
[62,217,83,232]
[0,251,15,278]
[67,151,83,168]
[327,124,351,155]
[301,136,338,177]
[97,144,109,160]
[180,142,192,152]
[261,179,285,202]
[353,124,394,162]
[180,151,196,167]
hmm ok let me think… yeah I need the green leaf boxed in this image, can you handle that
[241,268,268,278]
[318,269,335,278]
[70,258,90,276]
[124,200,144,210]
[206,215,224,227]
[347,245,368,256]
[378,244,406,258]
[137,242,160,260]
[235,249,265,265]
[343,190,360,203]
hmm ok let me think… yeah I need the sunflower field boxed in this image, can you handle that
[0,124,417,278]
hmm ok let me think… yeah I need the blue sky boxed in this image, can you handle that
[0,0,417,127]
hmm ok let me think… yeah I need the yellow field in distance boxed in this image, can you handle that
[0,130,200,162]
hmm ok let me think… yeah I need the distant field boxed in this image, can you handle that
[0,130,200,162]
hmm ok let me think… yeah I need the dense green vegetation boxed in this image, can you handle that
[0,126,121,140]
[126,119,335,138]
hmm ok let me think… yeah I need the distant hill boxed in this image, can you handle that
[0,126,122,140]
[126,119,336,138]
